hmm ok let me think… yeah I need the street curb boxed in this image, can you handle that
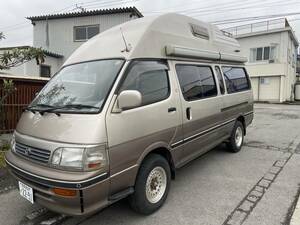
[290,190,300,225]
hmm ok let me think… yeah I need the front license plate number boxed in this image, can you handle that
[19,181,34,204]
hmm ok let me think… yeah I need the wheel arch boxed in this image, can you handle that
[237,115,246,135]
[136,142,176,180]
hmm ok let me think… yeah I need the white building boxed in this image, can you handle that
[0,7,142,77]
[0,46,63,77]
[223,19,299,102]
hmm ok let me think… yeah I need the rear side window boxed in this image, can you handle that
[120,60,169,106]
[175,65,217,101]
[221,67,250,94]
[215,66,225,94]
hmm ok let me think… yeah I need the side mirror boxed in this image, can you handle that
[117,90,142,110]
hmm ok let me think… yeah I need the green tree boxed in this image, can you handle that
[0,31,45,70]
[0,79,16,131]
[0,79,16,105]
[0,47,45,70]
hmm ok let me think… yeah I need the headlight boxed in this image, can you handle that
[51,145,108,172]
[10,133,16,153]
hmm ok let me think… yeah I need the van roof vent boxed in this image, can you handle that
[190,23,209,40]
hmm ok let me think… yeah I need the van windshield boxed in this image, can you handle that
[30,59,124,113]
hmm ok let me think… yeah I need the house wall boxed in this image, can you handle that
[237,30,297,102]
[0,50,62,77]
[24,55,63,77]
[1,12,136,78]
[33,13,136,61]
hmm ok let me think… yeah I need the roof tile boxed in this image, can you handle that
[27,6,143,21]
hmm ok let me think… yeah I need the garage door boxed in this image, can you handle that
[259,76,280,102]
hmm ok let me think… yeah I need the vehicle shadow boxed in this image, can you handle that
[64,143,233,225]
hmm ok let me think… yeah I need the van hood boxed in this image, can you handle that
[16,111,107,144]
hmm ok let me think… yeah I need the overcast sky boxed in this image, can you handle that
[0,0,300,47]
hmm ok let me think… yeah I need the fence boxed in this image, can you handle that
[0,75,48,134]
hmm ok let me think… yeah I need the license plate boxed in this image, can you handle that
[19,181,34,204]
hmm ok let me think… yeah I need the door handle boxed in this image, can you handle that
[168,107,177,113]
[186,107,192,120]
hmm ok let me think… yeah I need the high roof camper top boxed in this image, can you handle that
[64,13,247,66]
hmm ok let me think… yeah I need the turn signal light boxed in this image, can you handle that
[88,162,101,169]
[52,188,77,197]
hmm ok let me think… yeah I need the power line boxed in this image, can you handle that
[0,0,138,32]
[184,0,262,15]
[142,0,254,14]
[1,0,299,33]
[80,0,127,7]
[0,3,78,31]
[140,0,298,22]
[189,0,299,17]
[81,0,140,10]
[77,0,122,6]
[148,0,296,17]
[188,0,295,15]
[0,22,28,31]
[211,11,300,25]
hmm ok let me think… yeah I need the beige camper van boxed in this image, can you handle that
[6,13,253,216]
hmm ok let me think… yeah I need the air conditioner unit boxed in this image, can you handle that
[269,59,275,63]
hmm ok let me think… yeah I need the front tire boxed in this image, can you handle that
[129,154,171,215]
[227,121,244,153]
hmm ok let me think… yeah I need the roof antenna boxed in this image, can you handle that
[75,4,86,12]
[120,27,132,52]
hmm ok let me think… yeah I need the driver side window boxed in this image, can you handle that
[119,60,170,106]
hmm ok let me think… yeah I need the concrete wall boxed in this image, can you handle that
[237,30,297,102]
[33,13,136,60]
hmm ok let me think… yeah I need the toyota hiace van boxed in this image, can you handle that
[6,13,253,215]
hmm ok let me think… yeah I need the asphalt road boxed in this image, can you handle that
[1,103,300,225]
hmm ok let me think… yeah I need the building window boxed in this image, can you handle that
[74,25,99,41]
[292,53,296,68]
[175,65,217,101]
[288,49,294,65]
[260,77,270,85]
[40,65,51,77]
[221,67,250,94]
[250,46,276,62]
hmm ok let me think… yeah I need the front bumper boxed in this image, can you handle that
[5,151,110,216]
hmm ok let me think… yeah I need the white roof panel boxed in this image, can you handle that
[64,13,246,66]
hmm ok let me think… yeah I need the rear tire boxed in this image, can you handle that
[227,121,244,153]
[129,154,171,215]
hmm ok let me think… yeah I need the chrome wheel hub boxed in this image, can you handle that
[235,126,243,147]
[145,166,167,204]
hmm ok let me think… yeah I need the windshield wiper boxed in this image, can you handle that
[24,104,55,114]
[62,104,100,109]
[27,104,55,109]
[39,104,100,115]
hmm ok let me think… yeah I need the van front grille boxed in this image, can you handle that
[15,142,51,164]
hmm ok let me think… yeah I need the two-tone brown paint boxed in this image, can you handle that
[5,59,254,216]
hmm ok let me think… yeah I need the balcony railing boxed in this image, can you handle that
[222,18,287,36]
